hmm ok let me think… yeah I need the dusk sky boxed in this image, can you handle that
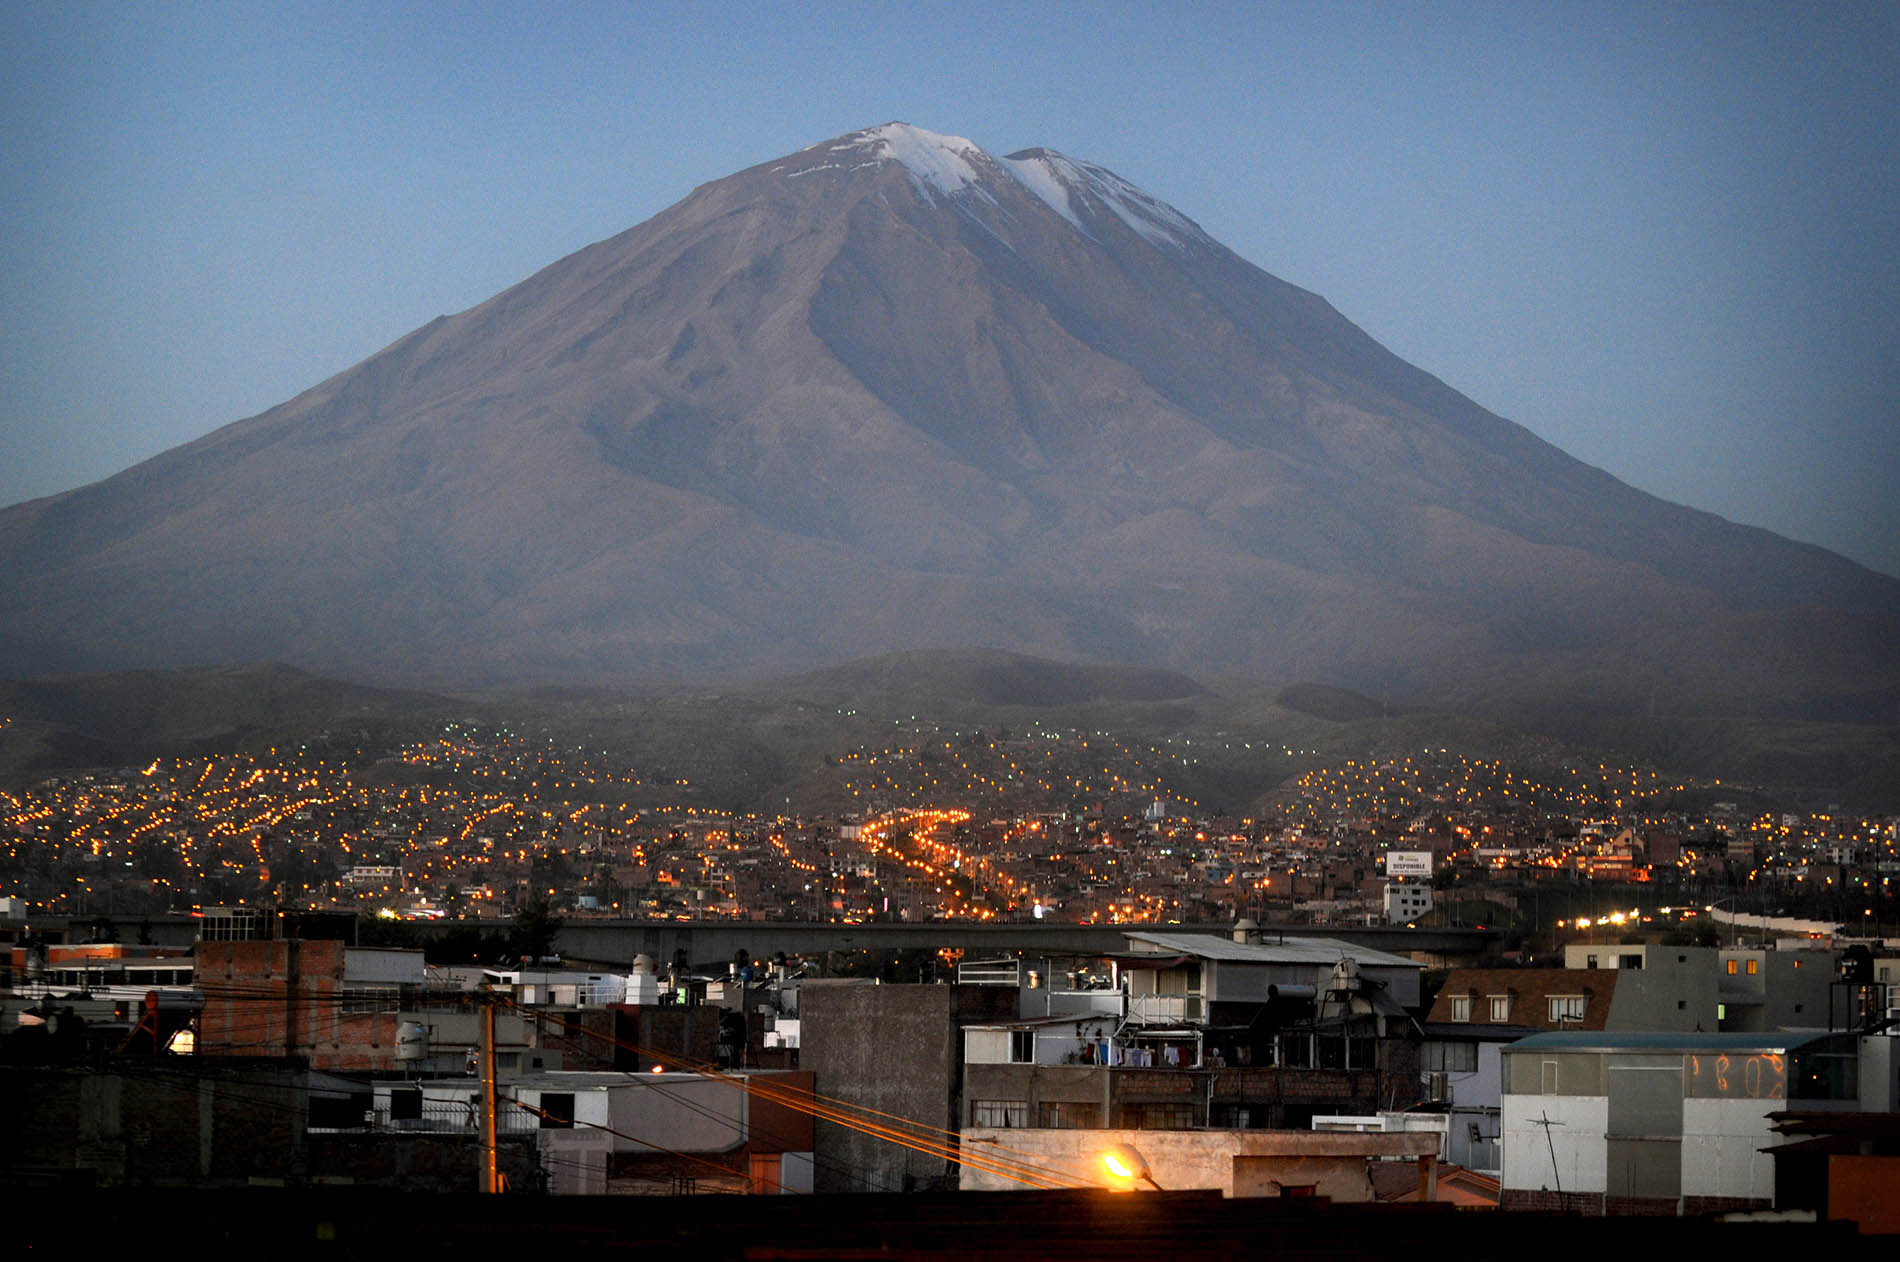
[4,2,1896,576]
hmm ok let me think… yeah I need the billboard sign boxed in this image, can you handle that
[1385,851,1432,877]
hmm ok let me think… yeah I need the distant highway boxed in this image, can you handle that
[550,919,1500,970]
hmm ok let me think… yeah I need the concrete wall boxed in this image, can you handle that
[1601,948,1720,1032]
[7,1061,308,1186]
[1501,1094,1609,1195]
[957,1125,1437,1195]
[800,982,1016,1192]
[1553,945,1834,1033]
[1858,1033,1899,1111]
[1681,1097,1779,1202]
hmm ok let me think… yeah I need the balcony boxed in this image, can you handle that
[1127,993,1202,1025]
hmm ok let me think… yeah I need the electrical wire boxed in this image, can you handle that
[510,999,1091,1191]
[26,972,1102,1191]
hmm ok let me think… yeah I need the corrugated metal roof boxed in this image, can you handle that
[1121,931,1423,970]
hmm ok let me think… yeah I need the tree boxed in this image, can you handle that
[509,896,565,961]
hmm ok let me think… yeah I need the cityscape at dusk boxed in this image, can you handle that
[5,722,1891,937]
[3,3,1896,1239]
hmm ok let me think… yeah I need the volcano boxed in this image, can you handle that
[3,123,1894,737]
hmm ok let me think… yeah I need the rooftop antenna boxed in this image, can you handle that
[1531,1109,1565,1196]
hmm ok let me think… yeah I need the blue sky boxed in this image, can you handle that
[4,1,1896,576]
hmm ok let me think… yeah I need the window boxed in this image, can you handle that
[1124,1103,1195,1129]
[538,1091,575,1129]
[1449,996,1471,1022]
[1422,1040,1478,1073]
[1488,995,1510,1022]
[1318,1036,1376,1070]
[1618,954,1642,970]
[1726,960,1739,975]
[1548,995,1585,1022]
[1746,959,1758,975]
[1585,954,1598,969]
[389,1089,422,1121]
[1037,1101,1101,1129]
[1010,1030,1035,1063]
[971,1099,1029,1128]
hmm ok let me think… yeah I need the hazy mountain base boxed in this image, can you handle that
[0,651,1889,812]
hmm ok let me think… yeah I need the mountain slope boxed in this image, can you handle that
[2,123,1894,742]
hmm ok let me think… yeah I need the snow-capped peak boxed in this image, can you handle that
[1001,147,1207,250]
[779,124,1209,253]
[832,122,992,198]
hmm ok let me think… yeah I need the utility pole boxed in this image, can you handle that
[482,1002,501,1193]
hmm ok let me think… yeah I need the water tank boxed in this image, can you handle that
[1232,917,1259,944]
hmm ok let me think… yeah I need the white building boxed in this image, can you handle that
[1499,1030,1859,1214]
[1384,881,1433,924]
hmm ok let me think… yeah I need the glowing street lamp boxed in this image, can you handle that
[1102,1142,1161,1190]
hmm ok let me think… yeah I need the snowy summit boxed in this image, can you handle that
[798,122,1211,251]
[839,122,992,197]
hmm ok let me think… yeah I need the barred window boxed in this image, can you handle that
[971,1099,1029,1128]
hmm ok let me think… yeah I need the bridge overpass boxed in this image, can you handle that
[15,914,1499,969]
[550,920,1500,970]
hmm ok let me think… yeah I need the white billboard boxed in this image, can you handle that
[1385,851,1433,877]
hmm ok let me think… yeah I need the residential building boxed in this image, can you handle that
[961,931,1425,1137]
[1499,1030,1861,1215]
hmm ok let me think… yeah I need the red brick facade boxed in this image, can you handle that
[195,938,401,1069]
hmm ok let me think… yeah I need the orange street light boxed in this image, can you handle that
[1102,1142,1161,1190]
